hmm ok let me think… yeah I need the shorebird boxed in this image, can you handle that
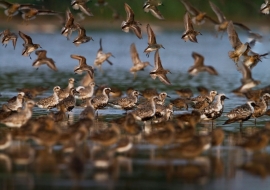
[261,0,270,14]
[131,96,159,121]
[90,124,120,146]
[223,101,257,127]
[175,88,193,99]
[227,21,250,64]
[170,98,189,110]
[57,88,78,112]
[243,50,269,70]
[130,43,151,78]
[71,54,94,78]
[252,93,270,124]
[180,0,217,25]
[181,12,201,43]
[19,31,41,59]
[76,81,95,100]
[232,64,261,94]
[109,90,140,111]
[32,50,57,71]
[144,24,164,57]
[94,38,114,71]
[191,90,218,110]
[0,100,35,128]
[0,1,35,20]
[1,92,25,112]
[58,78,75,101]
[19,7,61,22]
[61,9,78,40]
[91,87,111,110]
[79,98,95,120]
[36,86,61,109]
[150,50,171,85]
[143,0,164,20]
[73,23,93,46]
[121,3,142,39]
[71,0,93,16]
[200,94,229,125]
[0,29,17,49]
[188,52,218,76]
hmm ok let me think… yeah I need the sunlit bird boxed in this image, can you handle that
[19,31,41,59]
[71,0,93,16]
[143,0,164,20]
[61,9,78,40]
[94,38,114,71]
[0,1,35,20]
[0,29,17,49]
[19,6,61,21]
[71,54,94,79]
[73,23,93,46]
[181,12,201,43]
[32,50,57,71]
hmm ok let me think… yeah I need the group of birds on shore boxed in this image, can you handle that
[1,0,270,184]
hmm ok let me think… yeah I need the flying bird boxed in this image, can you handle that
[19,31,41,59]
[73,23,93,46]
[94,38,114,71]
[143,0,164,20]
[71,0,93,16]
[32,50,57,71]
[181,12,201,43]
[144,24,164,57]
[0,29,17,49]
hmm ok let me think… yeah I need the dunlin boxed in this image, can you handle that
[144,24,164,57]
[32,50,57,71]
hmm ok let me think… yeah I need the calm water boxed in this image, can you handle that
[1,31,270,189]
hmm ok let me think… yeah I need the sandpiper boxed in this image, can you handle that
[200,94,229,125]
[19,31,41,59]
[32,50,57,71]
[0,29,17,49]
[150,50,171,85]
[144,24,164,57]
[180,0,217,25]
[188,52,218,76]
[94,38,114,71]
[261,0,270,14]
[71,0,93,16]
[227,21,250,64]
[79,98,95,120]
[76,81,95,100]
[91,87,111,110]
[36,86,61,109]
[181,12,201,43]
[0,1,35,20]
[109,90,140,111]
[191,90,218,110]
[73,23,93,46]
[19,7,61,21]
[243,50,269,70]
[223,101,257,127]
[61,9,78,40]
[232,64,261,93]
[1,92,25,112]
[121,3,142,39]
[71,54,94,78]
[130,43,151,78]
[252,93,270,124]
[0,100,35,128]
[58,78,75,101]
[143,0,164,20]
[131,96,159,121]
[57,88,78,112]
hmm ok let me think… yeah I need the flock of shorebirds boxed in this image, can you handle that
[1,1,270,176]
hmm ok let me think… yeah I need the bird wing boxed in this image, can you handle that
[18,31,33,44]
[180,0,200,16]
[124,3,134,22]
[209,1,226,23]
[184,12,194,31]
[227,21,242,49]
[158,74,171,85]
[78,3,93,16]
[147,24,157,44]
[0,1,12,9]
[130,43,141,65]
[192,52,204,67]
[149,6,164,20]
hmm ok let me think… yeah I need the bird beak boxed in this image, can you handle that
[167,95,171,98]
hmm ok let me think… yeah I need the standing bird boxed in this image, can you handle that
[1,92,25,112]
[260,0,270,14]
[130,43,151,78]
[191,90,218,110]
[143,0,164,20]
[32,50,57,71]
[76,82,96,100]
[200,94,229,126]
[188,52,218,76]
[144,24,164,57]
[61,9,78,40]
[71,0,93,16]
[182,12,201,43]
[0,29,17,49]
[252,93,270,124]
[94,38,114,71]
[57,88,78,112]
[227,21,250,64]
[58,78,76,101]
[150,50,171,85]
[36,86,61,109]
[91,87,112,110]
[109,90,140,111]
[121,3,142,39]
[180,0,217,25]
[73,23,93,46]
[19,31,41,59]
[223,101,257,127]
[0,100,35,128]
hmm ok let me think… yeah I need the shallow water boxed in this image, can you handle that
[1,31,270,189]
